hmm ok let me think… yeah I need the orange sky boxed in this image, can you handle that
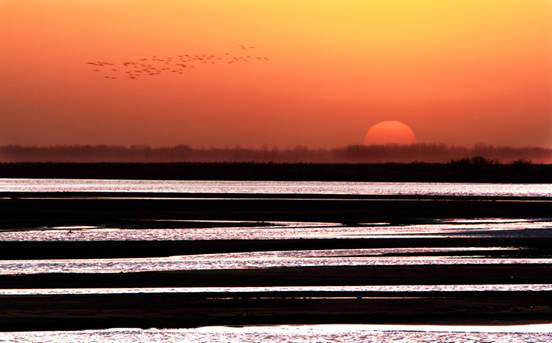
[1,0,551,148]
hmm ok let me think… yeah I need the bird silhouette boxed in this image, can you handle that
[86,46,270,80]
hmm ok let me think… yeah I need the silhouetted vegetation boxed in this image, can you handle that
[449,156,499,166]
[0,144,550,163]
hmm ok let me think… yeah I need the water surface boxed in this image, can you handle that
[1,219,550,241]
[1,179,551,197]
[1,325,551,343]
[2,284,552,295]
[1,179,551,339]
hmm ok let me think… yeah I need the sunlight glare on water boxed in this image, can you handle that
[1,179,551,197]
[1,325,552,343]
[2,284,552,295]
[1,248,552,275]
[0,219,550,241]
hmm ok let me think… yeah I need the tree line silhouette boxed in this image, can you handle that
[0,144,550,163]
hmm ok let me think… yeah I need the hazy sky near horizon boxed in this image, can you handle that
[1,0,551,148]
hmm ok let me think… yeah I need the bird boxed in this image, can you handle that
[86,46,269,80]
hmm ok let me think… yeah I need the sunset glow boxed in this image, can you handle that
[1,0,551,148]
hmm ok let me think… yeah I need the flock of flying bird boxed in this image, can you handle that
[86,46,269,80]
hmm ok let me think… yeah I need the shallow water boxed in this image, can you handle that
[1,219,550,241]
[1,218,551,274]
[1,325,551,343]
[2,245,552,275]
[1,179,552,197]
[2,284,552,295]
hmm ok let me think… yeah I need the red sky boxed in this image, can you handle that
[1,0,551,148]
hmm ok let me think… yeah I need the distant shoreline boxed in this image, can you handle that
[0,162,551,182]
[1,144,550,164]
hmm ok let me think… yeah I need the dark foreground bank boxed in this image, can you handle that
[0,290,551,331]
[0,162,551,182]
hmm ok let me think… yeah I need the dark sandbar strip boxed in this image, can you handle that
[3,265,552,288]
[1,196,552,228]
[0,291,551,331]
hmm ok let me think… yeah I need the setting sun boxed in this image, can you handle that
[363,121,417,146]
